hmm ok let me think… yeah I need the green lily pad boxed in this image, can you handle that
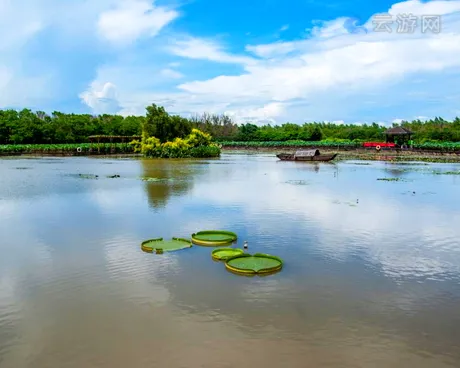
[225,253,283,274]
[141,237,192,253]
[211,248,244,261]
[191,230,237,246]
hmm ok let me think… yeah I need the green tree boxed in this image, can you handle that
[143,104,191,142]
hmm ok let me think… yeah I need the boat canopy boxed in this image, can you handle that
[294,149,320,157]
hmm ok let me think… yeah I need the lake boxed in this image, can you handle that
[1,154,459,368]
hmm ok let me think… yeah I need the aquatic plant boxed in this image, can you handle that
[0,143,134,154]
[432,170,460,175]
[219,140,358,148]
[218,140,460,151]
[377,178,401,181]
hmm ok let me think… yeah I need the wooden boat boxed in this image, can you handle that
[276,149,337,162]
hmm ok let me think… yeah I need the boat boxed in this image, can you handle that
[276,149,337,162]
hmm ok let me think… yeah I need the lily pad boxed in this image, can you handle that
[211,248,244,261]
[225,253,283,274]
[191,230,237,246]
[141,237,192,253]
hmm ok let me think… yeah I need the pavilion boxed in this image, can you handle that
[384,127,414,146]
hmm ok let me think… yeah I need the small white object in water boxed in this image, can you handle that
[243,241,248,249]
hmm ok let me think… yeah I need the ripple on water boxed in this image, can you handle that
[1,156,460,367]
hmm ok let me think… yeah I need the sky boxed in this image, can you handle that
[0,0,460,125]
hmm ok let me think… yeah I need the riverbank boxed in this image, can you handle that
[222,146,460,163]
[2,144,460,162]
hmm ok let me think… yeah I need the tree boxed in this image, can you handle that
[144,103,191,142]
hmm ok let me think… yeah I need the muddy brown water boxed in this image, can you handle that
[1,154,460,367]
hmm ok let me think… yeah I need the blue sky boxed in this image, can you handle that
[1,0,460,125]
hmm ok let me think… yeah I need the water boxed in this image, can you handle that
[0,154,459,367]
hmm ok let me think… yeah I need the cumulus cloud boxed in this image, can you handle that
[79,82,120,113]
[1,0,459,124]
[224,102,286,124]
[79,0,460,124]
[0,0,179,109]
[97,0,179,45]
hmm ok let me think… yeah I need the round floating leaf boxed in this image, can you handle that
[211,248,244,261]
[141,237,192,253]
[225,253,283,275]
[191,230,237,246]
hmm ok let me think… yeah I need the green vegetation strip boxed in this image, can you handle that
[0,143,133,154]
[211,248,244,261]
[141,237,192,254]
[1,104,459,148]
[220,140,357,148]
[191,230,237,246]
[3,141,460,154]
[433,171,460,175]
[225,253,283,274]
[219,141,460,151]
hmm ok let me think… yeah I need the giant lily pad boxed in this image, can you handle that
[141,237,192,254]
[191,230,237,246]
[225,253,283,275]
[211,248,244,261]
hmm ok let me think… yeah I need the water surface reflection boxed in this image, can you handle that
[0,154,459,367]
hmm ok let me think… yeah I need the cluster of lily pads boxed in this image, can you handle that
[140,230,283,276]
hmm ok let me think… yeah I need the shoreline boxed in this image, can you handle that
[221,146,460,163]
[1,148,460,163]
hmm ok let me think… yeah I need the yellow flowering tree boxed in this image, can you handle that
[131,128,220,158]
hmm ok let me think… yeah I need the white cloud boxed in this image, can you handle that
[224,102,286,124]
[73,0,460,124]
[79,82,120,113]
[0,0,459,123]
[309,17,354,38]
[160,68,184,79]
[97,0,179,45]
[280,24,289,32]
[168,36,256,65]
[0,0,56,107]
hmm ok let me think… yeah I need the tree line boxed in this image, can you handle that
[0,105,459,144]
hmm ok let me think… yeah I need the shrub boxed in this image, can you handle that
[132,128,220,158]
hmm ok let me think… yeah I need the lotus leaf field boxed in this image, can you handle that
[0,143,134,154]
[1,140,460,154]
[218,141,460,151]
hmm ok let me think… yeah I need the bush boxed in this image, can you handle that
[189,145,221,158]
[132,128,220,158]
